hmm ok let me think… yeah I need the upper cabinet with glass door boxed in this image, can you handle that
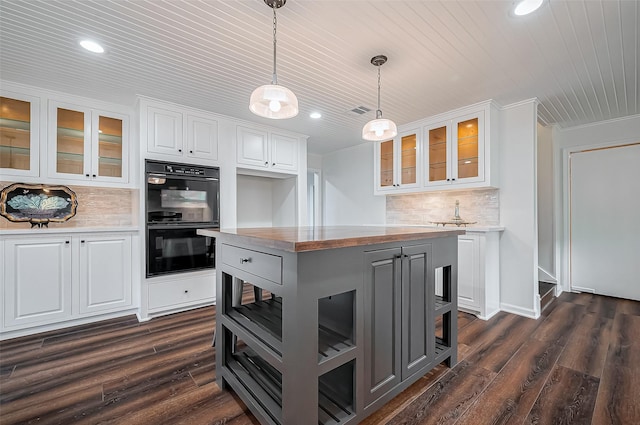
[48,101,128,183]
[423,101,499,191]
[374,129,421,194]
[0,92,40,177]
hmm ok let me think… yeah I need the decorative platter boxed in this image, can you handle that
[0,183,78,227]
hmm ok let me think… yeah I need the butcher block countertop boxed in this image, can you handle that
[197,225,464,252]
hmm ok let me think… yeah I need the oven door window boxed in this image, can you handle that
[146,175,219,225]
[147,228,215,277]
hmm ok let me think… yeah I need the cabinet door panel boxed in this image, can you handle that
[378,139,395,188]
[452,112,484,184]
[270,133,298,171]
[425,122,449,186]
[147,106,183,155]
[457,235,480,310]
[0,92,40,177]
[93,110,128,182]
[364,248,402,406]
[402,243,433,379]
[237,126,268,168]
[79,236,132,314]
[187,114,218,161]
[49,102,92,178]
[4,238,72,327]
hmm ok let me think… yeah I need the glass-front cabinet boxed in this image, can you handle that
[48,101,128,183]
[375,128,421,193]
[424,111,484,188]
[0,92,40,177]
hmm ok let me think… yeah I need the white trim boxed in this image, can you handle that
[478,309,501,321]
[499,302,539,319]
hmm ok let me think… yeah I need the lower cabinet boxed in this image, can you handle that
[364,242,455,407]
[2,232,135,337]
[457,231,501,320]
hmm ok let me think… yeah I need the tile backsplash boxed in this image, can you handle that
[386,188,500,226]
[0,181,138,230]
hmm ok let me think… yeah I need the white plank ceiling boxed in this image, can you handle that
[1,0,638,154]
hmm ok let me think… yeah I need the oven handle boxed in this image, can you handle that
[147,224,220,230]
[146,173,219,181]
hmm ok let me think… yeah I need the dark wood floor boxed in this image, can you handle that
[1,290,639,425]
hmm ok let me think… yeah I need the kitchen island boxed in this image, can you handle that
[198,226,464,425]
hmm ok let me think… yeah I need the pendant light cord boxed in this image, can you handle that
[272,7,278,85]
[376,65,382,119]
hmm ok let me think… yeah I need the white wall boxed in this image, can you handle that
[552,114,640,292]
[322,143,386,226]
[499,99,539,318]
[537,123,555,281]
[237,175,274,227]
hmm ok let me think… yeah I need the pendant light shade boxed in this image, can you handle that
[250,0,298,119]
[363,55,397,141]
[250,84,298,119]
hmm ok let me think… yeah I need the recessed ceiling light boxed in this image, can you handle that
[80,40,104,53]
[310,112,322,119]
[513,0,544,16]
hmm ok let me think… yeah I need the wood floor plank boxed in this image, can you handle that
[557,313,612,378]
[556,291,594,306]
[531,301,585,345]
[592,313,640,425]
[384,360,496,425]
[465,314,539,373]
[524,365,600,425]
[616,298,640,316]
[584,295,619,319]
[454,337,565,425]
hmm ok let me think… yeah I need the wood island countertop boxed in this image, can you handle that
[198,226,464,252]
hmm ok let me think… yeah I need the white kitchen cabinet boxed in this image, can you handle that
[0,90,40,178]
[143,99,219,163]
[1,232,135,337]
[48,100,129,183]
[423,101,499,190]
[435,229,501,320]
[147,272,216,313]
[3,236,73,328]
[374,128,421,194]
[78,234,132,315]
[456,230,501,320]
[373,100,499,195]
[237,126,299,174]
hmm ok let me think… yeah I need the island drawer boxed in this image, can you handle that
[221,244,282,285]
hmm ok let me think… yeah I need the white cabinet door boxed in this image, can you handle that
[270,132,298,172]
[373,129,421,194]
[147,106,184,155]
[4,237,72,328]
[78,234,132,315]
[237,126,269,168]
[457,235,480,312]
[0,90,40,177]
[186,114,218,161]
[48,101,129,183]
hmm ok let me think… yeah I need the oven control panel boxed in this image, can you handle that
[164,165,205,175]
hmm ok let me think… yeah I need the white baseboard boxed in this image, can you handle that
[500,302,539,319]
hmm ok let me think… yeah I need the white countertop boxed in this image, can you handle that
[372,224,505,233]
[0,226,140,236]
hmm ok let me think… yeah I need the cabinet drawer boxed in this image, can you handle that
[221,244,282,285]
[148,278,215,310]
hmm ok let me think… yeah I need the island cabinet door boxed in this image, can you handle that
[401,243,434,380]
[363,247,402,407]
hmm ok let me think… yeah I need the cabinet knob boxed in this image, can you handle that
[178,149,182,153]
[452,178,456,181]
[272,163,276,166]
[240,258,252,264]
[446,178,451,181]
[264,161,269,165]
[65,240,70,244]
[81,240,85,243]
[92,174,96,178]
[85,174,90,177]
[184,290,189,294]
[190,150,193,154]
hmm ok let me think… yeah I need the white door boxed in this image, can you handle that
[570,143,640,300]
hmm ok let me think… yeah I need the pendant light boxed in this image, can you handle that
[362,55,397,141]
[249,0,298,119]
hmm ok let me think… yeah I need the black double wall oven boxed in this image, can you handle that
[145,160,220,277]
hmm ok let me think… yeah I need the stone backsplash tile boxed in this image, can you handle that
[386,188,500,226]
[0,181,138,230]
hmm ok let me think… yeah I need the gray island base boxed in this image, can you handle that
[198,226,463,425]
